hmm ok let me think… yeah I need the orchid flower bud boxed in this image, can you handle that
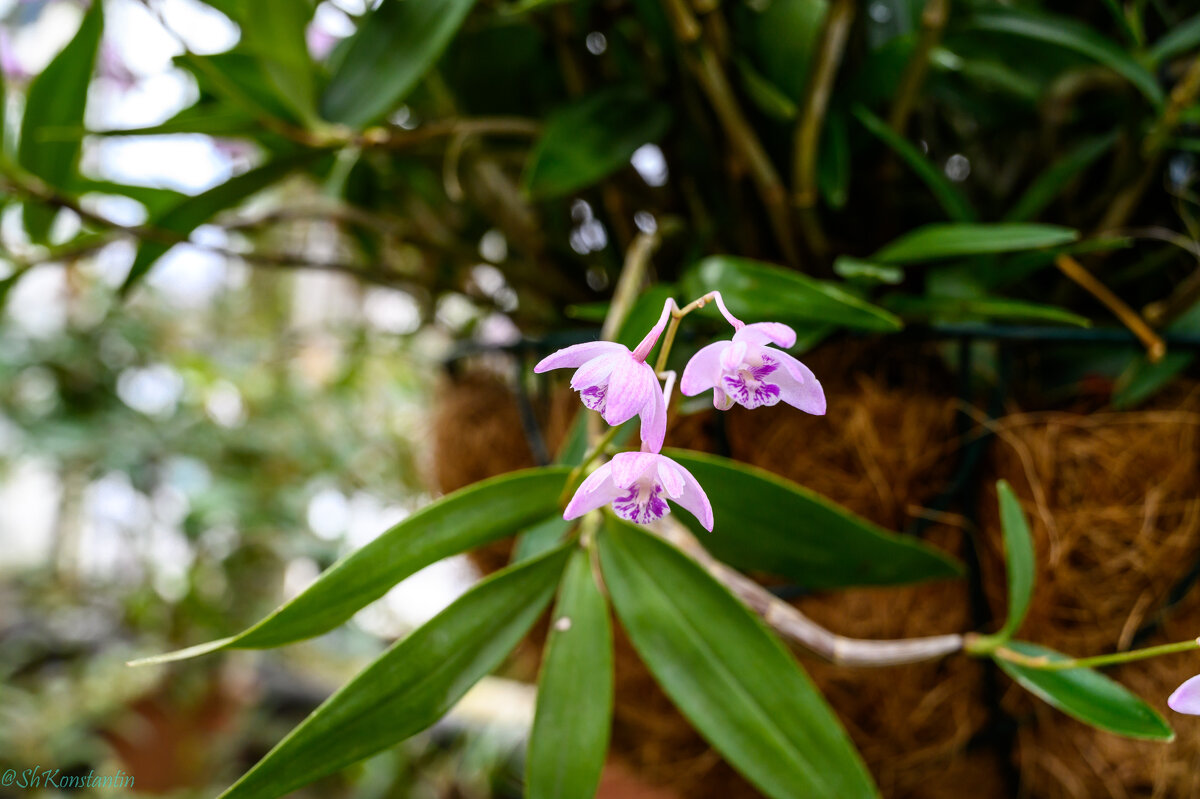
[1169,674,1200,714]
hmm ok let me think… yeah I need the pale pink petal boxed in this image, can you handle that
[669,458,713,531]
[610,451,658,489]
[630,298,676,361]
[1169,675,1200,714]
[602,357,653,426]
[680,341,729,396]
[570,353,618,391]
[720,340,749,371]
[712,386,734,410]
[639,378,667,453]
[770,349,826,415]
[656,458,684,498]
[563,461,621,520]
[733,322,796,348]
[535,341,626,373]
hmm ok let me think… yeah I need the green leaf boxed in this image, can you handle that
[119,155,313,295]
[239,0,318,124]
[599,517,878,799]
[832,256,903,285]
[321,0,478,127]
[1148,13,1200,66]
[965,9,1164,106]
[666,450,962,588]
[883,295,1091,327]
[681,255,903,332]
[872,223,1079,263]
[511,516,573,564]
[523,87,671,199]
[1112,301,1200,408]
[130,467,570,664]
[852,104,976,222]
[996,480,1034,641]
[995,641,1174,741]
[219,545,573,799]
[1004,133,1118,222]
[18,0,103,241]
[526,548,613,799]
[817,111,850,210]
[736,58,798,121]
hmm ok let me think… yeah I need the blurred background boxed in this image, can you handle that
[2,0,1200,796]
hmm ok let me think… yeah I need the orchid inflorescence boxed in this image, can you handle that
[535,291,825,532]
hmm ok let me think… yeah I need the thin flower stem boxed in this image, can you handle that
[1055,254,1165,362]
[653,290,727,373]
[990,638,1200,672]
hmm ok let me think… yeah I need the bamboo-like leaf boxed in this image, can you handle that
[965,9,1163,106]
[1004,133,1118,222]
[219,545,573,799]
[526,547,613,799]
[872,223,1079,263]
[523,87,671,199]
[666,450,962,588]
[681,255,903,332]
[599,517,878,799]
[995,641,1174,741]
[239,0,318,124]
[996,480,1034,641]
[883,294,1091,327]
[131,467,570,664]
[853,104,976,222]
[321,0,479,127]
[18,0,103,241]
[1148,13,1200,66]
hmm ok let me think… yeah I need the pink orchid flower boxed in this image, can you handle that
[1169,675,1200,714]
[534,301,673,452]
[564,451,713,531]
[680,297,825,414]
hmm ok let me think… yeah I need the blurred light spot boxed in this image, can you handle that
[390,105,417,130]
[572,219,608,253]
[98,329,138,368]
[199,524,239,561]
[13,367,57,416]
[158,0,241,54]
[87,134,234,194]
[944,153,970,182]
[205,380,245,428]
[49,208,81,245]
[11,1,83,75]
[82,240,136,288]
[363,288,421,334]
[0,460,60,572]
[631,143,668,187]
[307,487,349,540]
[868,2,893,23]
[81,193,148,226]
[283,557,321,600]
[356,555,480,636]
[345,493,408,549]
[586,266,609,291]
[471,263,507,296]
[117,364,184,417]
[634,210,657,234]
[919,139,929,155]
[436,292,477,330]
[315,2,357,35]
[476,312,520,346]
[570,199,593,223]
[478,229,508,263]
[153,485,190,527]
[6,265,67,337]
[585,32,607,55]
[1168,154,1194,191]
[88,68,198,130]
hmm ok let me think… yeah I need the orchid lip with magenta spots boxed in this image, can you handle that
[534,300,674,452]
[680,321,826,414]
[564,451,714,531]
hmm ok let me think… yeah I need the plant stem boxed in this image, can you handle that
[887,0,949,135]
[653,290,724,373]
[559,422,629,507]
[1055,254,1165,361]
[990,638,1200,671]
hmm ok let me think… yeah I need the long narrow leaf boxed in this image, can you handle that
[872,223,1079,263]
[996,480,1035,640]
[219,545,573,799]
[1004,133,1117,222]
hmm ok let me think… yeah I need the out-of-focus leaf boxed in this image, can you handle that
[872,223,1079,263]
[523,87,671,199]
[818,111,850,210]
[71,180,187,218]
[218,545,573,799]
[737,0,828,102]
[681,256,903,332]
[666,450,962,587]
[321,0,478,127]
[1147,13,1200,66]
[615,284,674,351]
[833,256,903,285]
[996,480,1034,641]
[599,517,878,799]
[526,547,612,799]
[852,105,976,222]
[178,51,304,128]
[736,58,798,120]
[240,0,318,124]
[119,156,314,295]
[1004,133,1118,222]
[92,103,258,139]
[512,516,573,564]
[996,237,1134,288]
[18,0,103,241]
[930,47,1042,101]
[130,467,570,664]
[883,294,1090,327]
[995,641,1174,741]
[964,9,1164,106]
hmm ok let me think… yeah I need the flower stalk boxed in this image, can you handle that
[982,637,1200,672]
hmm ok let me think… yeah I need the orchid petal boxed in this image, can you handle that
[535,341,626,373]
[630,299,676,361]
[610,451,657,489]
[713,386,734,410]
[680,341,729,396]
[720,341,748,371]
[656,459,684,498]
[1169,675,1200,714]
[563,461,620,520]
[670,458,714,531]
[733,322,797,349]
[770,349,826,415]
[640,377,667,454]
[603,356,653,426]
[570,353,618,391]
